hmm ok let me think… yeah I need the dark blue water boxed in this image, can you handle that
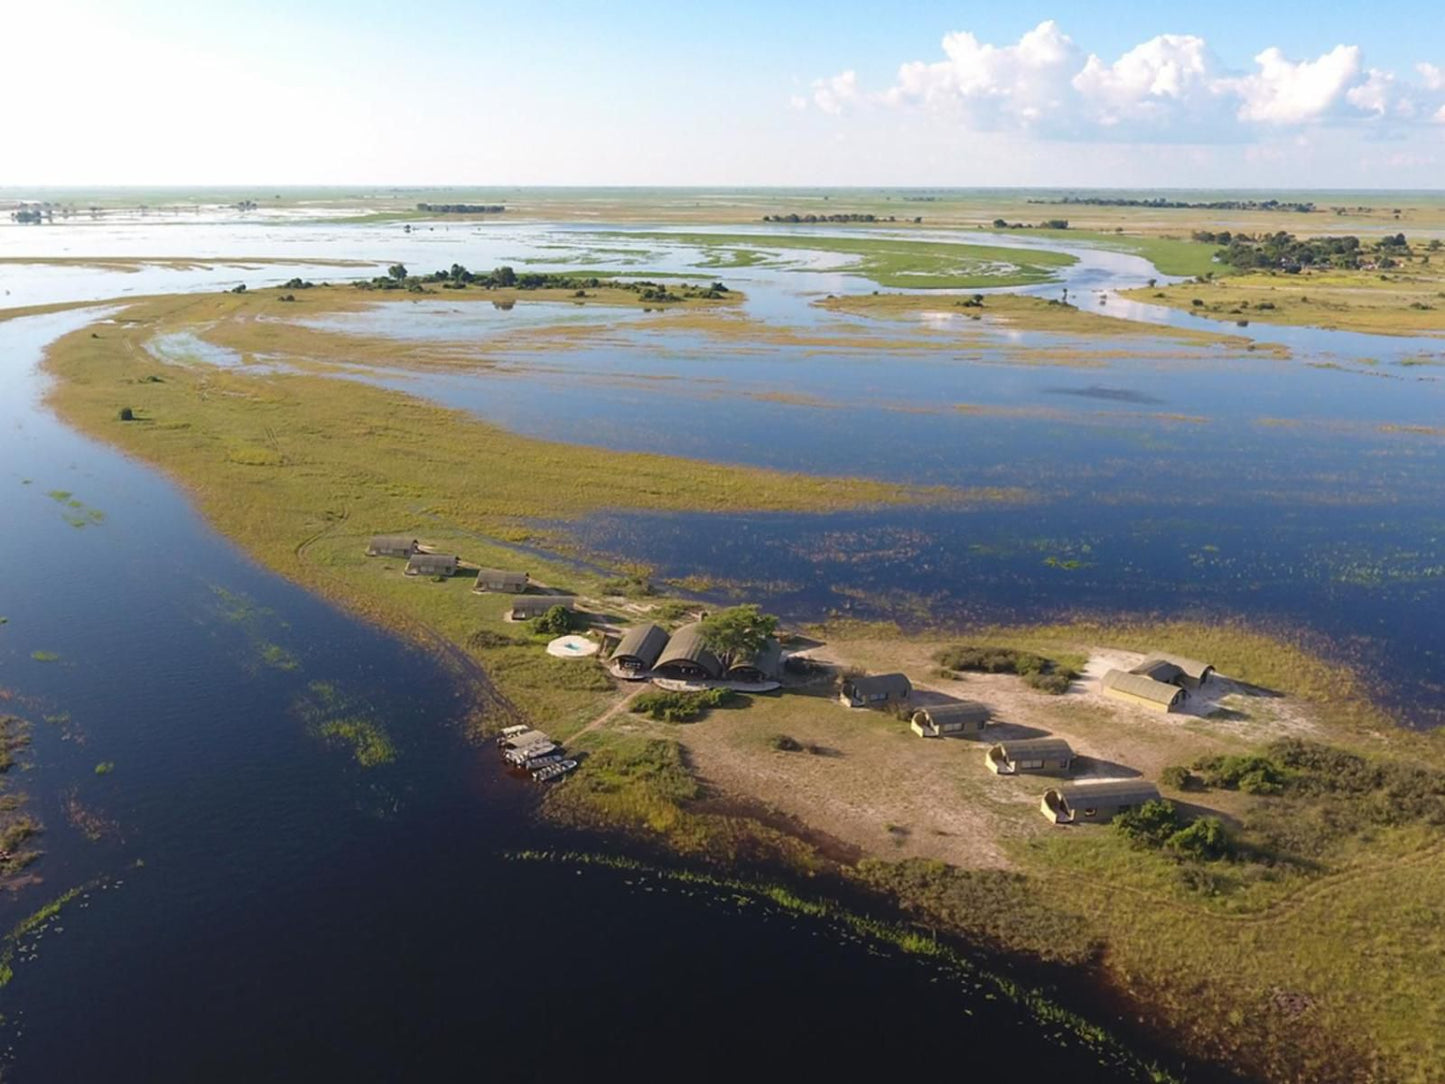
[0,314,1180,1080]
[270,302,1445,728]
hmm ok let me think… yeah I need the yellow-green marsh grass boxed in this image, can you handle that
[42,289,998,729]
[814,290,1251,344]
[1122,261,1445,337]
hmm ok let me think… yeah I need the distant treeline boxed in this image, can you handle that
[1032,197,1318,213]
[1205,231,1417,271]
[355,262,729,301]
[10,208,49,223]
[761,213,921,223]
[992,218,1069,230]
[415,203,505,214]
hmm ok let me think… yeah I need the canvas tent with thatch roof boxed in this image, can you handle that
[610,624,670,677]
[1101,669,1187,712]
[405,553,458,577]
[509,596,575,621]
[473,569,529,594]
[839,673,912,709]
[367,535,419,558]
[986,737,1074,776]
[1040,780,1161,824]
[910,700,990,738]
[652,623,724,680]
[725,639,783,684]
[1130,653,1214,690]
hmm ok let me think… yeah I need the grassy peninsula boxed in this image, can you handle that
[603,231,1078,288]
[38,284,1445,1083]
[42,287,990,731]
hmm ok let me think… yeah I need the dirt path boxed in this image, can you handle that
[570,684,648,742]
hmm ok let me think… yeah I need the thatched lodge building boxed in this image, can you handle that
[609,624,670,677]
[985,737,1074,776]
[1129,653,1214,690]
[652,623,724,680]
[839,673,912,709]
[473,569,529,594]
[910,701,990,738]
[367,535,419,558]
[726,639,783,684]
[1100,669,1187,712]
[1040,779,1161,824]
[509,596,575,621]
[405,553,458,577]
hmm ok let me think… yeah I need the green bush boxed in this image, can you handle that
[1160,764,1200,791]
[1114,799,1184,848]
[631,687,735,723]
[118,406,135,421]
[599,575,655,597]
[1023,671,1073,694]
[1192,754,1287,795]
[531,605,578,636]
[933,645,1077,695]
[1166,817,1233,861]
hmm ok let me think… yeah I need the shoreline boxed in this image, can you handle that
[32,291,1445,1082]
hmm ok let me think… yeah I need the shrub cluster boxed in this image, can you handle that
[631,687,735,723]
[531,605,579,636]
[1114,799,1234,862]
[932,645,1077,695]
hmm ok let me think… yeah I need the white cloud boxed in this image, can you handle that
[885,20,1083,129]
[813,22,1445,142]
[1226,44,1360,123]
[1071,34,1225,131]
[811,70,859,115]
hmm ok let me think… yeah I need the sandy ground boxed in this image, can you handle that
[649,638,1320,871]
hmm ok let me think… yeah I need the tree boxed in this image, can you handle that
[532,605,577,636]
[388,263,408,282]
[697,604,778,665]
[1114,799,1183,848]
[1166,817,1233,861]
[494,265,517,287]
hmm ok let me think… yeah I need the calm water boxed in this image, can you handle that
[0,242,1190,1078]
[259,284,1445,726]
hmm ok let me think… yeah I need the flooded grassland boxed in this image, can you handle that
[10,207,1445,1081]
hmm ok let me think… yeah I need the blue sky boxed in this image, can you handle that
[4,0,1443,186]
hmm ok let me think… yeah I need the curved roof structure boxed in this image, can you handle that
[474,568,529,591]
[913,701,990,726]
[367,534,418,556]
[1101,669,1186,707]
[611,624,669,669]
[991,737,1074,762]
[726,638,782,681]
[406,553,457,576]
[654,623,723,679]
[1138,653,1214,684]
[1049,779,1161,806]
[843,673,912,700]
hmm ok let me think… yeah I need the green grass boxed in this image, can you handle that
[42,288,992,737]
[605,231,1077,288]
[1023,229,1228,278]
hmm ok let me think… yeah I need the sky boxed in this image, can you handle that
[2,0,1443,188]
